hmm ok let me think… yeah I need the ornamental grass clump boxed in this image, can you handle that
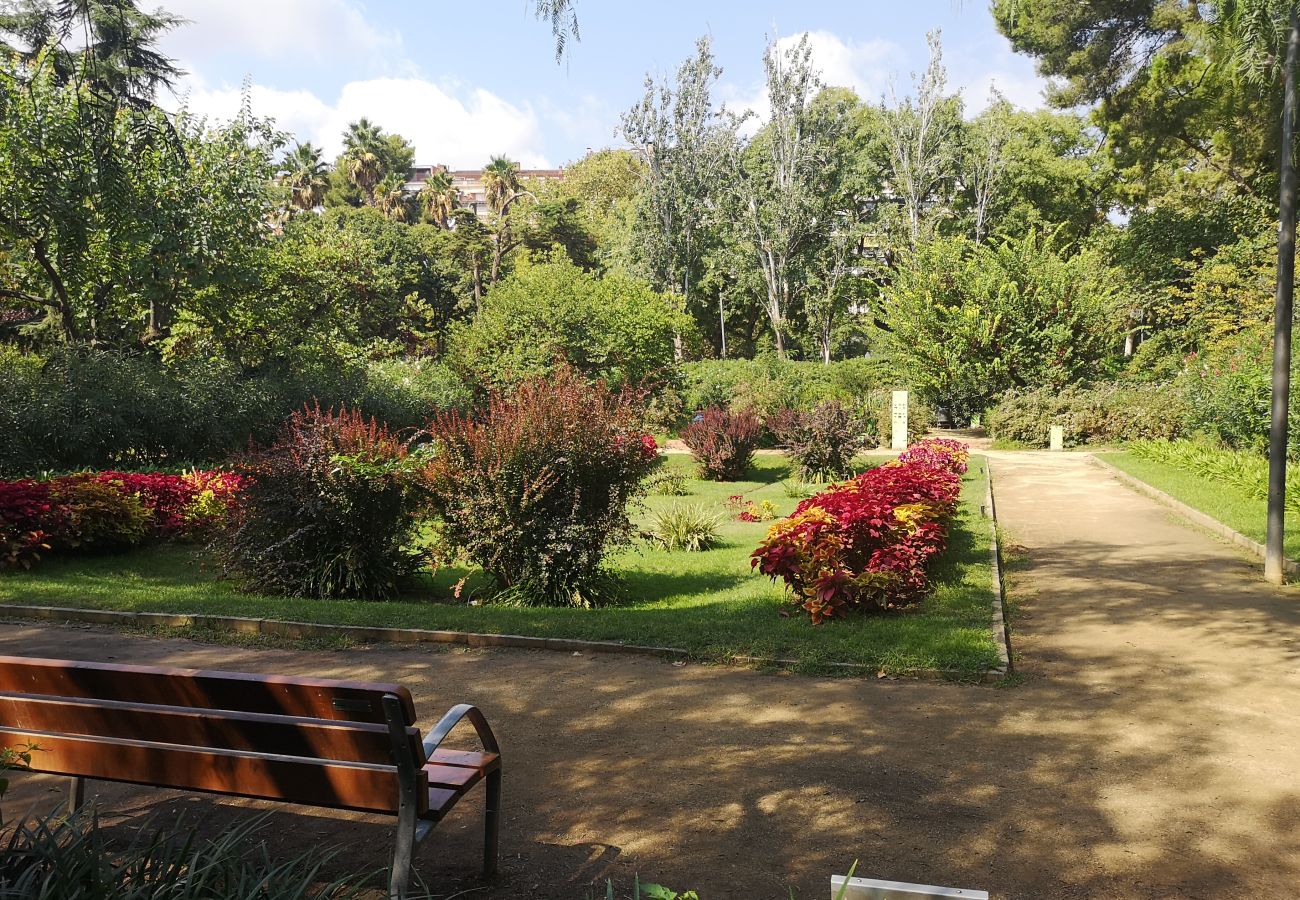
[425,368,658,607]
[217,404,427,600]
[752,439,967,623]
[682,407,762,481]
[646,502,724,552]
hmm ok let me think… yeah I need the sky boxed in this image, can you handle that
[157,0,1052,169]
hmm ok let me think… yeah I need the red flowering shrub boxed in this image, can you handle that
[0,480,56,569]
[426,368,657,606]
[0,470,240,570]
[751,442,967,623]
[682,407,763,481]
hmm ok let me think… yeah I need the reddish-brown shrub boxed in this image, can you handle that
[682,407,762,481]
[425,368,657,606]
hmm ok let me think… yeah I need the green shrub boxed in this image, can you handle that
[987,383,1186,448]
[216,405,428,600]
[448,257,692,392]
[682,407,763,480]
[0,810,367,898]
[768,400,871,480]
[425,368,659,607]
[680,358,893,421]
[646,503,723,552]
[0,348,467,476]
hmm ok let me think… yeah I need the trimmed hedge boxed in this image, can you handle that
[0,347,469,476]
[987,383,1186,448]
[678,358,932,446]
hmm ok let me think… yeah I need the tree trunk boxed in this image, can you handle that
[32,240,79,343]
[1266,5,1300,584]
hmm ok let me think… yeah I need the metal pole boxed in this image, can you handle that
[1266,5,1300,584]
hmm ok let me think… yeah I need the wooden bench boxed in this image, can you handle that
[0,655,501,899]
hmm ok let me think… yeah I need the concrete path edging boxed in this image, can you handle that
[1089,454,1300,576]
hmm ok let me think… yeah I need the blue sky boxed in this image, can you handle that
[158,1,1049,168]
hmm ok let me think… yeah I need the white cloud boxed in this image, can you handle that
[162,0,400,67]
[962,70,1047,116]
[172,76,549,169]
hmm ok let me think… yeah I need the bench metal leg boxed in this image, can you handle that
[483,769,501,877]
[389,823,416,900]
[67,776,84,814]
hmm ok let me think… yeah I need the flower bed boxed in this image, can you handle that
[751,439,970,622]
[0,470,240,570]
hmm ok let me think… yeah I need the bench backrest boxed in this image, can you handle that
[0,655,429,815]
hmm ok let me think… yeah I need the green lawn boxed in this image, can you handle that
[1097,451,1300,560]
[0,454,1001,675]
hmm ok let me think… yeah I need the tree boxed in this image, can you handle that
[449,256,693,390]
[0,0,183,104]
[728,35,841,356]
[964,93,1011,244]
[1205,0,1300,583]
[880,31,961,249]
[874,232,1119,421]
[280,142,328,211]
[418,167,458,228]
[0,48,280,347]
[622,36,734,353]
[483,155,522,215]
[374,172,412,222]
[993,0,1276,204]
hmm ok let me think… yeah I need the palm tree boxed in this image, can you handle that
[482,155,522,216]
[375,173,411,222]
[279,142,328,211]
[418,167,458,228]
[343,118,385,157]
[1208,0,1300,582]
[346,151,383,206]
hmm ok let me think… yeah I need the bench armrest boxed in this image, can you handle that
[421,703,500,760]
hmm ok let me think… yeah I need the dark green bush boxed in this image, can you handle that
[987,383,1186,448]
[0,348,469,476]
[216,405,429,600]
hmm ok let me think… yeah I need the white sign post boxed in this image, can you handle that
[1049,424,1065,452]
[891,390,909,451]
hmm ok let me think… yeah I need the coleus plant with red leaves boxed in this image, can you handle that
[751,439,969,623]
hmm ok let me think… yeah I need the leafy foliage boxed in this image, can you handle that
[217,406,427,600]
[424,369,658,606]
[0,810,366,899]
[987,383,1188,448]
[0,348,468,477]
[767,400,871,480]
[682,408,763,481]
[875,232,1119,421]
[449,257,692,391]
[752,439,968,623]
[1130,439,1300,516]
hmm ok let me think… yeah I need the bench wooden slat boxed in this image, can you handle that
[0,692,422,766]
[423,763,483,791]
[427,749,500,771]
[0,726,430,815]
[0,656,416,725]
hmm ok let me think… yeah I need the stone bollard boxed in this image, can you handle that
[1049,424,1064,451]
[891,390,908,451]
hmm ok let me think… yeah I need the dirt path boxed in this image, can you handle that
[3,452,1299,898]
